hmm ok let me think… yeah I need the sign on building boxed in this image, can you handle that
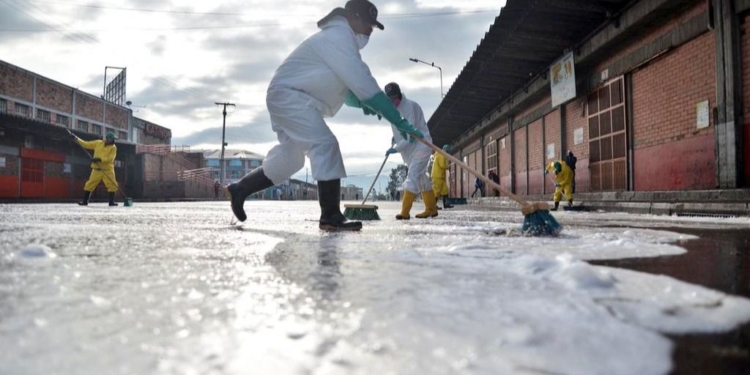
[550,52,576,108]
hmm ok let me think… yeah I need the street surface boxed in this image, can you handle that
[1,201,749,375]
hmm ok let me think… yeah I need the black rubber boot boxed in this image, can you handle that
[551,201,560,211]
[443,197,454,209]
[78,191,91,206]
[318,179,362,232]
[227,168,274,222]
[108,192,118,206]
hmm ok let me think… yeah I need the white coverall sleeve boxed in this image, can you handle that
[312,30,382,101]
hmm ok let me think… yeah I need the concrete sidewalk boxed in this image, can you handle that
[468,189,750,217]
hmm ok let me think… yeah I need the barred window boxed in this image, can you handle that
[56,114,70,127]
[91,124,102,135]
[77,120,89,132]
[118,131,127,140]
[15,103,30,117]
[0,99,7,113]
[36,109,51,123]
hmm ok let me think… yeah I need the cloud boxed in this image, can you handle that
[147,35,167,56]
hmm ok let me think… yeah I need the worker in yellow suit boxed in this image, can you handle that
[431,144,453,209]
[72,131,119,206]
[545,160,573,211]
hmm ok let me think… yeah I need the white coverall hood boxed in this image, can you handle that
[268,16,382,118]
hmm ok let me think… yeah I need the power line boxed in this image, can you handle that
[0,7,501,33]
[24,1,500,18]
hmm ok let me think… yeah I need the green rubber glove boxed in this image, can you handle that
[346,91,380,118]
[363,92,423,139]
[344,91,362,108]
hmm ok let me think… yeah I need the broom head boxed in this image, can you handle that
[520,202,562,236]
[343,204,380,221]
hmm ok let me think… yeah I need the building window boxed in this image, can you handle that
[250,160,260,168]
[0,99,7,113]
[230,170,241,179]
[207,159,220,167]
[56,114,70,127]
[15,103,30,117]
[230,159,242,167]
[77,120,89,132]
[36,109,51,123]
[118,131,127,140]
[91,124,102,135]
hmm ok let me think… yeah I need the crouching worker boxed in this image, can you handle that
[545,160,573,211]
[382,82,436,220]
[72,131,119,206]
[227,0,423,231]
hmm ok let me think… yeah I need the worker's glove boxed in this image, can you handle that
[544,170,549,175]
[554,183,561,188]
[70,132,78,140]
[385,148,398,156]
[363,92,423,140]
[91,157,102,163]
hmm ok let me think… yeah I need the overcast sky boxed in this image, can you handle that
[0,0,502,190]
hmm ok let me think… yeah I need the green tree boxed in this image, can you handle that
[387,164,408,200]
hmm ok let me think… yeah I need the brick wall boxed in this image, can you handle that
[564,97,590,192]
[743,13,750,185]
[544,109,561,193]
[631,32,717,190]
[0,64,33,102]
[516,95,550,120]
[75,93,104,122]
[36,78,73,113]
[513,126,527,195]
[106,104,128,130]
[527,119,543,194]
[594,0,708,73]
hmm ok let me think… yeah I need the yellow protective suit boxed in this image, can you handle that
[431,152,450,198]
[546,160,573,202]
[77,138,118,192]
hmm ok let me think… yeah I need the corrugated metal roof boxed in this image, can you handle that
[428,0,632,147]
[203,149,265,160]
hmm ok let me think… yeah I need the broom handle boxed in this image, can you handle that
[360,141,394,205]
[414,136,529,206]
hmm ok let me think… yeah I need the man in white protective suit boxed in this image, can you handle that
[227,0,424,232]
[382,83,437,220]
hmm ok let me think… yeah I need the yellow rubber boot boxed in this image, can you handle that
[415,190,438,218]
[396,190,415,220]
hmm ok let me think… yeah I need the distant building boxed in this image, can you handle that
[202,149,264,185]
[341,184,363,201]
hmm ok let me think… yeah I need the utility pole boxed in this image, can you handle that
[215,102,236,186]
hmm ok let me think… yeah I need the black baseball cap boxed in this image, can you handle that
[346,0,384,30]
[384,82,401,98]
[318,0,384,30]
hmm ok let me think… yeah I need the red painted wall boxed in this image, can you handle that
[0,176,18,198]
[44,177,70,198]
[634,134,716,190]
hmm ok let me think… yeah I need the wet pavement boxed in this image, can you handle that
[1,201,749,375]
[592,227,750,375]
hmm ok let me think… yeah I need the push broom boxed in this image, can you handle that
[415,137,562,236]
[66,128,133,207]
[342,143,394,221]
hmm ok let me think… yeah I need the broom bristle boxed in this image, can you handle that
[521,209,562,236]
[343,205,380,221]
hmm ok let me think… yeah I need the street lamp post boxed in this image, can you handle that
[409,58,444,98]
[215,102,236,187]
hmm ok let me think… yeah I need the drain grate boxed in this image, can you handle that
[674,212,739,219]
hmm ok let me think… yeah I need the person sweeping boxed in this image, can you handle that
[71,131,119,206]
[431,144,453,209]
[545,160,574,211]
[227,0,423,231]
[381,82,437,220]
